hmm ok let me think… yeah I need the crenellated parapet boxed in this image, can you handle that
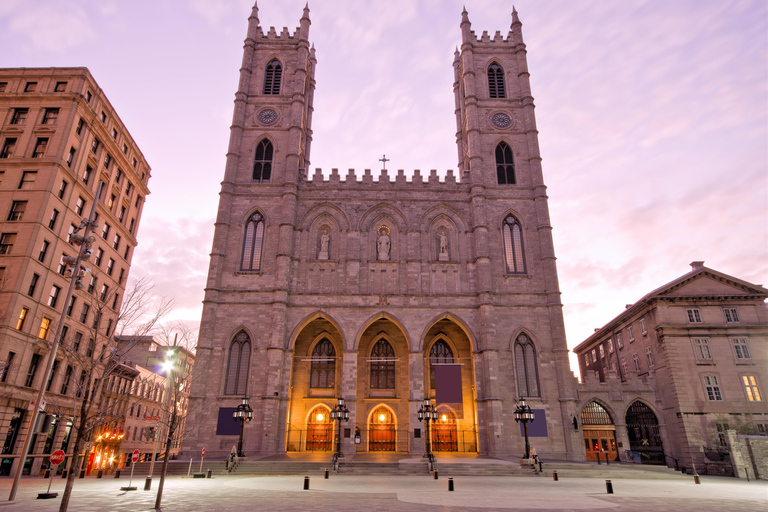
[303,168,470,188]
[257,26,302,41]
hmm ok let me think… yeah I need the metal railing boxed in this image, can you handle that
[285,427,478,454]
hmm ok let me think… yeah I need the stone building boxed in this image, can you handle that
[183,5,582,460]
[573,262,768,473]
[0,68,150,476]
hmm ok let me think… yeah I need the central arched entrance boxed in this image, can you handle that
[432,407,458,452]
[306,405,332,451]
[369,405,396,451]
[581,401,619,462]
[626,401,664,464]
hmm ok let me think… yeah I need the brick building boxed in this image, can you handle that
[0,68,150,476]
[183,5,583,460]
[573,262,768,473]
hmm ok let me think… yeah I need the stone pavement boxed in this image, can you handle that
[0,473,765,512]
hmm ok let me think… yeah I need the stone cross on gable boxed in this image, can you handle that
[379,154,390,170]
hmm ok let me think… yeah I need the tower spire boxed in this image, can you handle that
[511,5,520,27]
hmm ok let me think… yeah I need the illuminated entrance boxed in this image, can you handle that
[581,401,618,462]
[369,406,396,451]
[432,407,458,452]
[306,406,332,451]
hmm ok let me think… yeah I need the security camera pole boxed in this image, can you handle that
[9,182,103,501]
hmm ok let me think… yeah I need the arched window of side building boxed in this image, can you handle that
[310,339,336,389]
[225,331,251,395]
[514,334,539,397]
[488,63,506,99]
[495,142,515,184]
[502,214,525,274]
[263,59,283,95]
[253,139,273,182]
[241,212,265,271]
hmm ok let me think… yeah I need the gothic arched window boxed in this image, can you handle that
[310,338,336,389]
[241,212,264,271]
[225,331,251,395]
[370,339,395,389]
[263,59,282,95]
[488,63,506,99]
[496,141,515,185]
[514,334,539,397]
[429,339,455,389]
[502,214,525,274]
[253,139,273,182]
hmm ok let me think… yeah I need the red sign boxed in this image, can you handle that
[49,450,65,466]
[201,448,206,458]
[131,450,140,463]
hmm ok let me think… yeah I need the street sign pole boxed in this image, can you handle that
[199,448,205,473]
[38,450,65,499]
[121,450,139,491]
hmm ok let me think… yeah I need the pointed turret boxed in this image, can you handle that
[246,1,260,39]
[460,6,472,43]
[511,5,521,29]
[299,2,311,38]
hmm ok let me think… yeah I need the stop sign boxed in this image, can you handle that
[202,448,205,457]
[131,449,140,463]
[49,450,65,466]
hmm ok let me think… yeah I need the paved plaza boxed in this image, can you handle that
[0,472,765,512]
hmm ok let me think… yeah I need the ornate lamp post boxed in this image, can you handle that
[513,398,535,459]
[329,397,350,462]
[418,398,438,465]
[232,396,253,457]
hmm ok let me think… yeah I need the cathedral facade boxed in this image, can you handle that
[183,4,583,460]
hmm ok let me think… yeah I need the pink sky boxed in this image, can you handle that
[2,0,766,372]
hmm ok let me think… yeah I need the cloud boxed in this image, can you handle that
[0,0,98,54]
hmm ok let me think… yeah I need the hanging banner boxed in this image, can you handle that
[434,363,463,419]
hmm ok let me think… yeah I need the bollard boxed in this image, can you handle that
[79,469,85,479]
[43,469,51,479]
[448,477,454,491]
[606,454,610,465]
[693,474,700,484]
[325,468,330,479]
[303,476,310,490]
[144,477,152,490]
[538,461,542,473]
[61,469,68,479]
[114,469,121,479]
[206,469,212,479]
[605,480,613,494]
[434,469,438,480]
[745,468,749,482]
[97,469,103,479]
[596,453,601,465]
[553,470,558,481]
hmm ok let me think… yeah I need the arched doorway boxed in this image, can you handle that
[626,401,664,465]
[581,401,619,462]
[369,406,396,451]
[306,406,332,451]
[432,407,458,452]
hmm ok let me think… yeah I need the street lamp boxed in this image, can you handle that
[513,398,535,459]
[232,396,253,457]
[329,397,349,462]
[418,398,438,465]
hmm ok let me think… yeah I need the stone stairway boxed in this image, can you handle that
[336,461,430,475]
[541,461,690,480]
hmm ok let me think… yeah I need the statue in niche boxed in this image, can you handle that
[377,226,391,261]
[318,231,330,260]
[438,232,449,261]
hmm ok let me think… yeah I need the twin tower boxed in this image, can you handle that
[184,3,581,460]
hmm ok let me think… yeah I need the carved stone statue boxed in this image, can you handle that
[438,233,449,261]
[318,232,330,260]
[377,232,391,261]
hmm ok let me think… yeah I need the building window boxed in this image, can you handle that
[687,309,702,323]
[224,331,251,395]
[645,347,655,367]
[1,352,14,382]
[502,214,525,273]
[370,339,395,389]
[48,285,61,308]
[111,128,118,140]
[55,81,67,92]
[756,423,767,436]
[0,138,16,158]
[639,317,647,334]
[122,143,128,154]
[67,297,76,317]
[58,180,69,199]
[76,118,85,135]
[620,357,628,376]
[10,108,28,124]
[118,268,125,285]
[514,334,540,397]
[79,304,89,323]
[584,354,590,367]
[28,273,40,296]
[38,240,50,262]
[263,59,282,95]
[106,258,114,276]
[703,375,723,401]
[429,340,454,389]
[60,365,73,395]
[99,284,109,302]
[124,245,131,260]
[87,276,96,294]
[83,166,93,185]
[94,248,103,266]
[742,375,762,402]
[16,307,29,330]
[38,318,52,339]
[693,338,712,360]
[241,212,264,271]
[627,325,634,342]
[0,82,6,92]
[599,345,605,358]
[76,197,86,216]
[8,201,27,221]
[252,139,273,182]
[0,233,16,254]
[32,138,48,158]
[66,147,76,166]
[723,308,739,323]
[119,206,126,222]
[101,223,110,239]
[310,338,336,389]
[632,353,640,372]
[42,108,59,124]
[19,170,37,189]
[73,332,82,351]
[104,154,112,170]
[112,234,120,251]
[616,332,623,349]
[91,138,100,154]
[49,209,59,229]
[100,111,107,123]
[715,423,728,446]
[495,142,515,185]
[25,354,41,387]
[608,339,614,353]
[24,82,37,92]
[488,62,506,99]
[732,338,751,360]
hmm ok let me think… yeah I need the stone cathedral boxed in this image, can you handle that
[183,3,582,460]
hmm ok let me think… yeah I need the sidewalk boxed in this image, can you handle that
[0,473,764,511]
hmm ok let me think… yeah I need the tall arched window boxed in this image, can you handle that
[310,338,336,389]
[514,334,539,397]
[253,139,273,182]
[241,212,265,271]
[503,214,525,274]
[488,63,506,99]
[496,142,515,184]
[370,339,395,389]
[263,59,282,95]
[225,331,251,395]
[429,339,454,389]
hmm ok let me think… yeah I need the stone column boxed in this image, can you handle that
[340,351,358,455]
[409,350,426,455]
